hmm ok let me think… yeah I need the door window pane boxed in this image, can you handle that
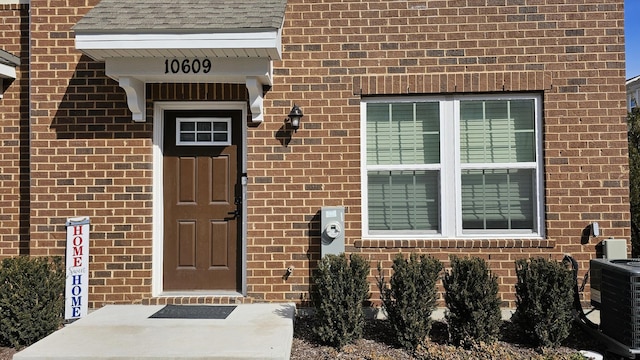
[180,122,195,132]
[180,133,195,142]
[197,122,212,132]
[176,117,231,146]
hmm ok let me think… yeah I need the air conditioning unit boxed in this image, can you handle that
[590,258,640,351]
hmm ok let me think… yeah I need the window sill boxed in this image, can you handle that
[354,238,555,249]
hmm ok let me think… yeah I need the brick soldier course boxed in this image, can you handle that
[0,0,629,309]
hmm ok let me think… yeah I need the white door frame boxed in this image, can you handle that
[151,101,248,297]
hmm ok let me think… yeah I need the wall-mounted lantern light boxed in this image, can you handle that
[288,104,304,132]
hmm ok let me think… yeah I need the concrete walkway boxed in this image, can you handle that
[14,303,295,360]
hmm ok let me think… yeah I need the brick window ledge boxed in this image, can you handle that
[354,239,555,249]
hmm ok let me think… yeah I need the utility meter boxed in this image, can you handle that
[324,221,342,240]
[320,206,345,257]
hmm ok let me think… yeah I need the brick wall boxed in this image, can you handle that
[0,4,29,258]
[256,0,629,307]
[19,0,629,308]
[29,0,154,306]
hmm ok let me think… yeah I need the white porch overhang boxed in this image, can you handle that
[75,30,281,123]
[0,63,16,80]
[72,0,287,124]
[0,49,19,100]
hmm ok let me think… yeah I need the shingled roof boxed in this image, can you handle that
[74,0,288,33]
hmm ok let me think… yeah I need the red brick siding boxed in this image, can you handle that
[257,0,629,306]
[0,4,29,258]
[29,0,154,306]
[20,0,629,308]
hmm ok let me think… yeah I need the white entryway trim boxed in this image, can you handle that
[75,30,282,61]
[152,101,248,298]
[0,62,16,80]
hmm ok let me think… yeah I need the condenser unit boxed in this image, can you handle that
[590,258,640,354]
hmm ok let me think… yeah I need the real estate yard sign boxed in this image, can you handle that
[65,217,90,320]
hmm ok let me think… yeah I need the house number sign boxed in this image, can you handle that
[164,58,212,74]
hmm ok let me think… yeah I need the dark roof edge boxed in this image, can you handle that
[72,26,281,35]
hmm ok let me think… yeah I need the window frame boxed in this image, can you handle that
[360,93,545,239]
[175,117,232,146]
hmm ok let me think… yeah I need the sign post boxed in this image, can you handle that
[65,217,90,320]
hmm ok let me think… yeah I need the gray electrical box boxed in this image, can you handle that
[320,206,345,257]
[602,238,627,260]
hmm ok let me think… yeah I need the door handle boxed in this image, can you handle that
[226,209,240,219]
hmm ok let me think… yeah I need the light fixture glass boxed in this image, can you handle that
[288,104,303,131]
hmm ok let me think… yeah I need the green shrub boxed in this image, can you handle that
[0,256,65,349]
[377,253,443,352]
[443,256,502,347]
[310,253,370,348]
[513,257,575,348]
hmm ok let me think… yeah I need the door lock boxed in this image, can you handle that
[227,196,242,220]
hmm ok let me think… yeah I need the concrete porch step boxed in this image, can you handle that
[14,303,295,360]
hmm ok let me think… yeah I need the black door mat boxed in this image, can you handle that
[149,305,236,319]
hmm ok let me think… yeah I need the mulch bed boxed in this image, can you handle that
[291,316,614,360]
[0,347,16,360]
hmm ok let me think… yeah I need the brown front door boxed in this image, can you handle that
[163,109,242,291]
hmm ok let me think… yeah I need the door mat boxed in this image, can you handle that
[149,305,236,319]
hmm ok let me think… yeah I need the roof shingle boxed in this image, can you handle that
[74,0,287,33]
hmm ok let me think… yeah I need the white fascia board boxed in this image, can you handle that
[627,75,640,86]
[75,30,282,61]
[628,78,640,92]
[105,56,273,85]
[0,63,16,79]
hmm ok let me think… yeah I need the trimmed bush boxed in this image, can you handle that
[0,256,65,349]
[377,253,443,352]
[310,253,370,348]
[443,256,502,347]
[513,257,575,348]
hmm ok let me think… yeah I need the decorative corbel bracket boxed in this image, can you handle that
[119,77,145,122]
[0,61,18,100]
[246,77,264,125]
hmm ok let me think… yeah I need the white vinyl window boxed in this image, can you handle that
[361,94,544,238]
[176,117,231,146]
